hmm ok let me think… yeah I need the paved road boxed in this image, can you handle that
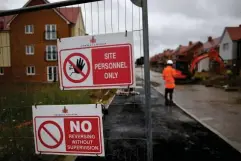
[76,77,241,161]
[135,67,241,153]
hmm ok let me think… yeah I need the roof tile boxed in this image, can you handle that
[175,45,188,55]
[180,41,202,55]
[0,0,81,31]
[202,37,221,50]
[226,27,241,41]
[59,7,81,24]
[0,16,14,30]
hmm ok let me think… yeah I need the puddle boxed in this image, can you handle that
[151,81,161,87]
[113,126,145,134]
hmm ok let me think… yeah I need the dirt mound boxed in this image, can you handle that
[203,75,241,87]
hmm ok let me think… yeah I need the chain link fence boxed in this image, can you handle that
[0,0,144,160]
[104,139,147,161]
[0,81,92,160]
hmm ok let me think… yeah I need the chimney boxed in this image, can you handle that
[189,41,193,46]
[239,24,241,27]
[208,36,212,42]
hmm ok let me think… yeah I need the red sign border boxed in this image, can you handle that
[58,43,134,89]
[63,53,91,83]
[34,116,103,155]
[38,120,64,149]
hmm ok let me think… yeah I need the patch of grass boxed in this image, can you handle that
[0,82,91,107]
[0,82,117,161]
[0,82,117,127]
[194,72,210,81]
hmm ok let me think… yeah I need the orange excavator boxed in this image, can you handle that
[174,48,225,83]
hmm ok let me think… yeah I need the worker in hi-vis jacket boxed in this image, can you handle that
[162,60,176,106]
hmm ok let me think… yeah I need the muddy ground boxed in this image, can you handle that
[76,82,241,161]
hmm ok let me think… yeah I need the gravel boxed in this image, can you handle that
[76,85,241,161]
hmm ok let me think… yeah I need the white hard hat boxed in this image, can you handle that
[167,60,173,64]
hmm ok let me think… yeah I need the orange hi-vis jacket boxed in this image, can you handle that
[162,66,176,89]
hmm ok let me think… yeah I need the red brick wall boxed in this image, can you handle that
[0,67,12,83]
[8,0,71,82]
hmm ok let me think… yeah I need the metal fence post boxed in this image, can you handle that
[142,0,153,161]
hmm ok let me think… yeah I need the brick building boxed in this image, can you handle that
[0,15,12,80]
[219,25,241,75]
[0,0,85,83]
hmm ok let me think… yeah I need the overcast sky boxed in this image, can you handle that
[2,0,241,59]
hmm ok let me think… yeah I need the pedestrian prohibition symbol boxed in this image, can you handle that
[63,53,90,83]
[38,121,64,149]
[57,32,136,90]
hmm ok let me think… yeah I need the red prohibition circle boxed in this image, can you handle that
[63,53,91,83]
[38,121,63,149]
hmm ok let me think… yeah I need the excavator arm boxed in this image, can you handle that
[174,48,225,80]
[189,49,225,74]
[189,53,209,73]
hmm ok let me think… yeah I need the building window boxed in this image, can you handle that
[47,66,58,82]
[26,66,35,75]
[25,45,34,55]
[45,24,57,40]
[0,68,4,75]
[25,25,34,34]
[46,45,57,61]
[223,43,229,51]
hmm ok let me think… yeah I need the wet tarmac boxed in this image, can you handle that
[76,84,241,161]
[135,68,241,151]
